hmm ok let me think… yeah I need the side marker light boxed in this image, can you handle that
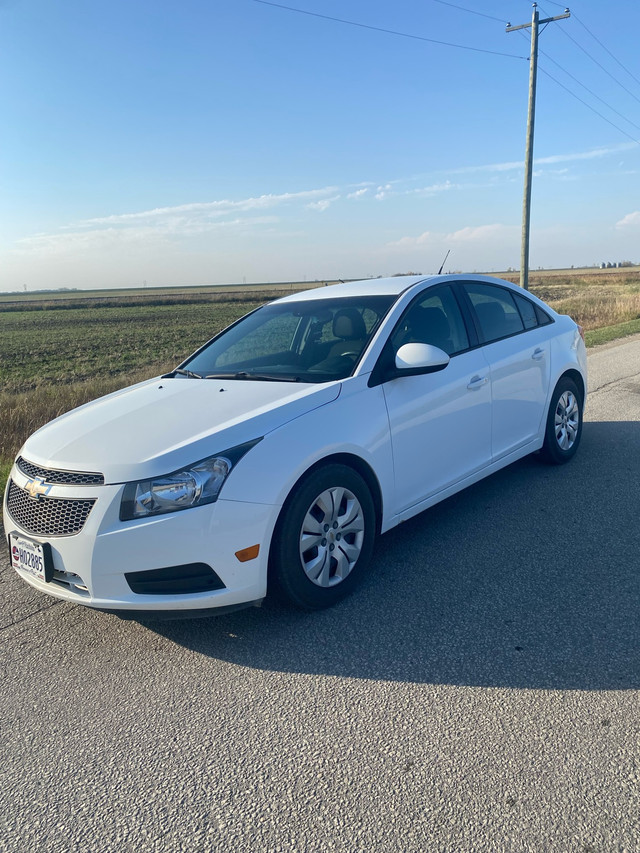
[235,544,260,563]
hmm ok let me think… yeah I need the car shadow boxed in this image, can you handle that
[112,420,640,690]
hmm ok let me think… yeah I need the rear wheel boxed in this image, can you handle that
[271,464,376,610]
[541,377,583,464]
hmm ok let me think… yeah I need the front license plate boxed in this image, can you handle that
[9,532,53,583]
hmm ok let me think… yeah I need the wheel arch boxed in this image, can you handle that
[276,452,383,535]
[266,452,384,590]
[556,368,585,408]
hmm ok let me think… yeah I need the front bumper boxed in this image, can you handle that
[4,463,279,612]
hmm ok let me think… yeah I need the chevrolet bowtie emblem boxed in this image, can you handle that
[24,477,52,499]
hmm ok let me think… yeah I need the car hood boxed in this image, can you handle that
[19,377,341,484]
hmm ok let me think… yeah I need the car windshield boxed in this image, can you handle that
[176,295,395,383]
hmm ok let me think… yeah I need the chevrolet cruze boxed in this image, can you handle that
[4,275,587,615]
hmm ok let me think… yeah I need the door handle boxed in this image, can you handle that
[532,347,545,360]
[467,375,488,390]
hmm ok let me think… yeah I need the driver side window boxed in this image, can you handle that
[391,285,469,356]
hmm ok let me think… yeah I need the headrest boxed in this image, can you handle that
[409,307,451,342]
[333,308,367,340]
[475,301,506,337]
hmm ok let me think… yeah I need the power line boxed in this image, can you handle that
[538,48,640,133]
[519,0,640,95]
[426,0,506,24]
[573,12,640,89]
[548,16,640,106]
[250,0,528,59]
[538,66,640,146]
[514,29,640,145]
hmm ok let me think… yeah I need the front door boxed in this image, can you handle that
[380,285,492,517]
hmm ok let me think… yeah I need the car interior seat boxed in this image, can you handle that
[324,308,367,360]
[407,306,453,354]
[474,301,509,341]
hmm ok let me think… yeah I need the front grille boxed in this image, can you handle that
[16,456,104,486]
[6,479,96,537]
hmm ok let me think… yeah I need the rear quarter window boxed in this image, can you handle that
[513,293,538,330]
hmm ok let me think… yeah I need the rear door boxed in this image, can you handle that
[461,282,552,460]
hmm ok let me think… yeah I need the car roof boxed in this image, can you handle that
[272,273,538,305]
[272,275,435,303]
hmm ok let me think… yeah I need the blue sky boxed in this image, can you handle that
[1,0,639,290]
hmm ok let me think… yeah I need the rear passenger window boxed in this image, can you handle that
[464,283,524,343]
[513,293,538,329]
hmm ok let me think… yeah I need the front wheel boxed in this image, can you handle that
[270,464,376,610]
[541,377,583,464]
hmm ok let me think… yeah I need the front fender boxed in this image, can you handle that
[220,374,394,530]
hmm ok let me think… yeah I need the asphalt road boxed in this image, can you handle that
[2,337,639,853]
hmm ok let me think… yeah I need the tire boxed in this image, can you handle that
[541,376,583,465]
[270,464,376,610]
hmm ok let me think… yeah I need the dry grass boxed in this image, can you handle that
[0,365,169,464]
[513,268,640,330]
[548,292,640,330]
[0,292,264,478]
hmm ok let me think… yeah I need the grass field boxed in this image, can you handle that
[502,267,640,337]
[0,294,267,480]
[1,267,639,492]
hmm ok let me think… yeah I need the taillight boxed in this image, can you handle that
[577,324,585,342]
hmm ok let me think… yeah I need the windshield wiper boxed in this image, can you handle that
[171,368,203,379]
[205,371,303,382]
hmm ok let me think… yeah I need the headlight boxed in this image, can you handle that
[119,439,261,521]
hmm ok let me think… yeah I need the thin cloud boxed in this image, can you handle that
[347,188,368,199]
[15,185,343,255]
[448,142,636,177]
[76,187,340,227]
[387,224,518,249]
[616,211,640,228]
[536,144,636,165]
[375,184,393,201]
[15,217,279,255]
[307,196,341,212]
[406,181,456,196]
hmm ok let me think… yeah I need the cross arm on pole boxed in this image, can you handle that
[506,11,570,33]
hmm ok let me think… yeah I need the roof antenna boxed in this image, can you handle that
[438,250,451,275]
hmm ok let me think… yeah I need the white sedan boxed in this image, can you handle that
[4,275,586,615]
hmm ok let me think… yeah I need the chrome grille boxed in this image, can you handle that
[6,479,96,537]
[16,456,104,486]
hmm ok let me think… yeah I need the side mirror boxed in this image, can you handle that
[394,343,450,374]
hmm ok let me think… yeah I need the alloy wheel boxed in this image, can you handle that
[554,390,580,451]
[299,487,365,587]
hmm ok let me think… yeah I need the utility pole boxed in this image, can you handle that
[507,4,570,289]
